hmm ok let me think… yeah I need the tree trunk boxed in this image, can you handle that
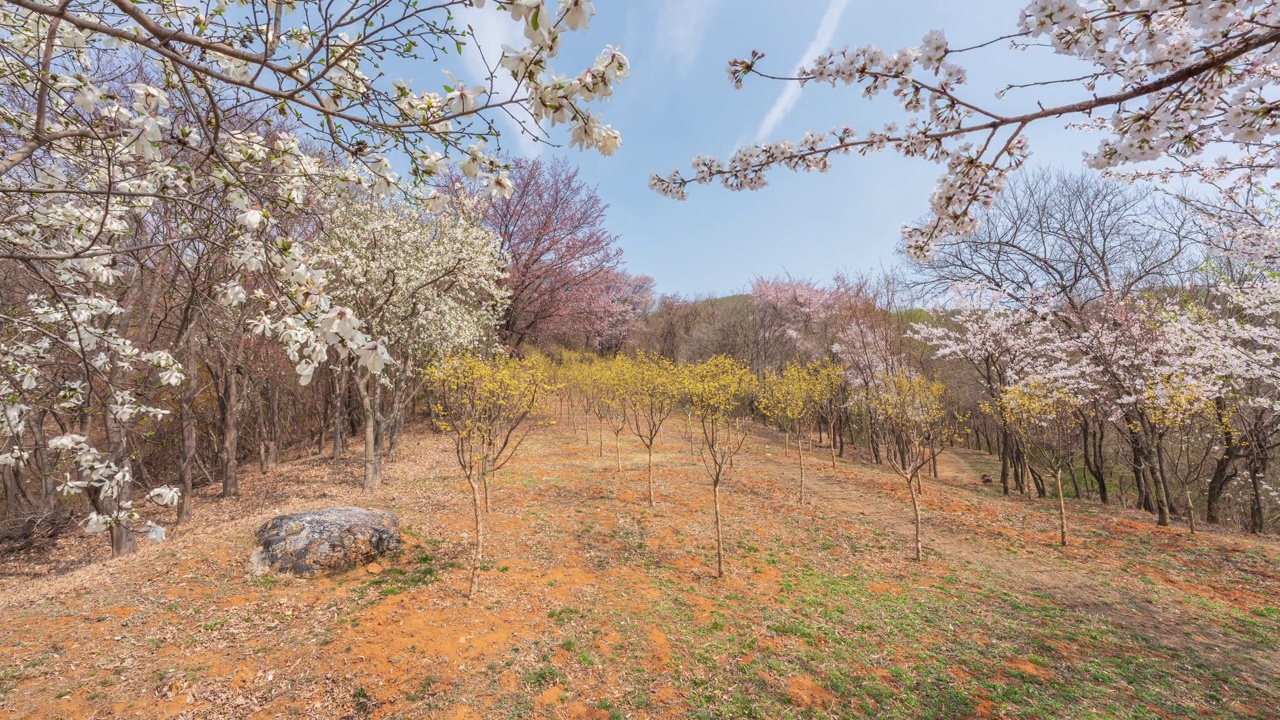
[28,412,56,514]
[999,432,1011,496]
[713,479,724,578]
[219,368,240,498]
[267,385,279,470]
[1055,469,1068,546]
[1130,431,1151,514]
[357,372,382,491]
[1155,438,1176,519]
[1142,436,1169,526]
[177,341,198,524]
[256,383,269,473]
[1186,489,1196,535]
[797,438,805,504]
[1,437,28,520]
[1250,450,1268,534]
[829,419,837,467]
[95,415,137,557]
[908,471,923,561]
[1082,420,1108,504]
[1206,398,1234,524]
[646,445,655,506]
[332,365,346,459]
[468,473,484,598]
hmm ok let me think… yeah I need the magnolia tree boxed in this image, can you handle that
[315,188,507,490]
[655,2,1280,257]
[0,0,627,552]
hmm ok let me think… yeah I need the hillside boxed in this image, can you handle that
[2,421,1278,720]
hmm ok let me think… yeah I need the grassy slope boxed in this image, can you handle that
[1,418,1278,720]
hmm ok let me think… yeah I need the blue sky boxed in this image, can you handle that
[468,1,1103,298]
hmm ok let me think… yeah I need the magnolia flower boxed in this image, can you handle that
[147,486,181,507]
[296,359,317,385]
[158,366,184,386]
[48,434,87,450]
[145,522,167,542]
[83,513,111,534]
[237,206,265,230]
[220,281,248,307]
[414,151,446,176]
[486,171,515,199]
[355,339,391,374]
[447,83,482,115]
[459,141,488,179]
[560,0,594,31]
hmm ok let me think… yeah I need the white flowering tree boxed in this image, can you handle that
[315,188,507,490]
[0,0,627,553]
[655,2,1280,257]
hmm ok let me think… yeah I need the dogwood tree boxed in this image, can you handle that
[654,2,1280,257]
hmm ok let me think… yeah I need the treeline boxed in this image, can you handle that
[623,170,1279,536]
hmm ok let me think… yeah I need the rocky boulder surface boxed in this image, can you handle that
[247,506,401,577]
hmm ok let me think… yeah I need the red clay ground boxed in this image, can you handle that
[1,416,1277,719]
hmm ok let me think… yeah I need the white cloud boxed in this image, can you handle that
[462,7,543,157]
[654,0,718,75]
[753,0,851,143]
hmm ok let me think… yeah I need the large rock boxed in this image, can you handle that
[247,506,401,577]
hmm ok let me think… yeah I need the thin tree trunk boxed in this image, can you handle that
[468,474,484,598]
[1186,489,1196,535]
[332,366,346,459]
[177,341,198,524]
[830,419,837,468]
[909,471,923,561]
[1055,469,1068,546]
[713,479,724,578]
[356,371,383,491]
[220,368,240,498]
[999,431,1011,496]
[647,445,655,506]
[256,383,269,473]
[29,412,56,514]
[267,386,280,469]
[1250,450,1268,534]
[797,438,805,504]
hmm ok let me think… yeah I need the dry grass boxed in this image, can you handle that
[1,416,1278,719]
